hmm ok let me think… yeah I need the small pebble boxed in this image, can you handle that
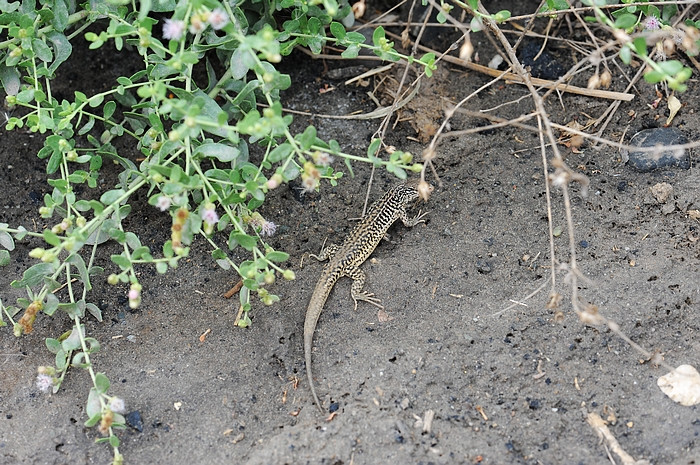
[476,260,492,274]
[650,182,673,203]
[625,128,690,172]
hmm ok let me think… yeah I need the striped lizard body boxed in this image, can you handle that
[304,180,430,411]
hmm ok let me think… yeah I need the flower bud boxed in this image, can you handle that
[282,270,295,281]
[29,248,45,259]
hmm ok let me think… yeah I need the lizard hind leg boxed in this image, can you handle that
[346,266,384,311]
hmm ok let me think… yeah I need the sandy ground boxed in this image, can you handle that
[1,3,699,464]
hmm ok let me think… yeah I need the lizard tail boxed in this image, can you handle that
[305,331,324,412]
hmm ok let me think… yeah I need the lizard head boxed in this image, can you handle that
[400,179,434,203]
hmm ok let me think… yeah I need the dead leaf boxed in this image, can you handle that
[666,95,682,126]
[657,364,700,406]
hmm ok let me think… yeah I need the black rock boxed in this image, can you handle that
[626,128,690,172]
[125,410,143,432]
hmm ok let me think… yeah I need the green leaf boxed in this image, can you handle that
[193,143,239,162]
[631,37,648,56]
[100,189,125,205]
[11,262,56,288]
[0,230,14,251]
[231,232,257,251]
[193,90,229,138]
[268,143,293,163]
[367,138,382,157]
[95,372,110,393]
[0,250,9,266]
[86,387,101,418]
[61,328,82,351]
[110,254,131,269]
[46,338,61,354]
[643,70,664,84]
[55,349,68,371]
[297,125,316,150]
[266,251,289,263]
[330,21,345,40]
[67,254,91,292]
[86,303,102,322]
[44,294,59,316]
[0,63,20,96]
[372,26,386,47]
[614,13,637,30]
[344,31,365,44]
[43,230,61,247]
[657,60,684,76]
[341,44,360,59]
[32,38,53,62]
[16,88,35,104]
[88,94,104,107]
[103,101,116,120]
[78,116,95,135]
[493,10,511,22]
[85,412,102,428]
[46,149,62,174]
[230,46,255,80]
[619,46,632,64]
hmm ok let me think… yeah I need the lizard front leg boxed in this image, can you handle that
[309,241,339,262]
[400,208,429,228]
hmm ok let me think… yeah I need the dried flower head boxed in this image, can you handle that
[189,15,207,34]
[36,373,54,393]
[261,221,277,237]
[109,397,126,414]
[208,8,229,30]
[312,151,333,167]
[301,175,318,193]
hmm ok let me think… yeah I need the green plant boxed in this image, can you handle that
[538,0,696,91]
[0,0,434,461]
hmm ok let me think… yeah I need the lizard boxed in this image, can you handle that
[304,180,431,412]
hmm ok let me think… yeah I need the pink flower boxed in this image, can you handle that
[208,8,229,30]
[156,196,171,212]
[644,15,661,30]
[163,18,186,41]
[202,207,219,225]
[128,289,140,300]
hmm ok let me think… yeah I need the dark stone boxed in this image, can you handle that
[518,41,566,80]
[626,128,690,172]
[125,411,143,432]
